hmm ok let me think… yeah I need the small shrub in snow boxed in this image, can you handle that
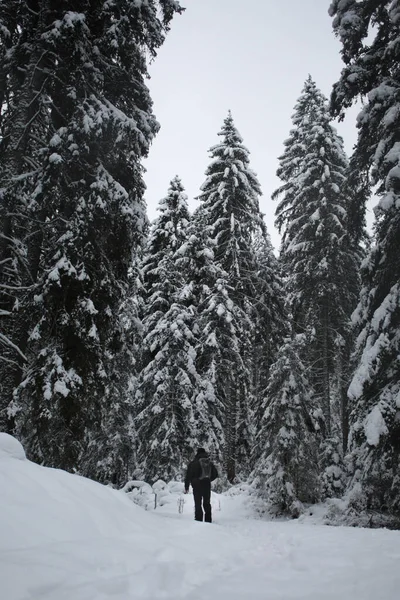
[320,437,347,500]
[122,479,185,511]
[121,481,155,511]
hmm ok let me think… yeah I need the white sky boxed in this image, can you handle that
[143,0,363,251]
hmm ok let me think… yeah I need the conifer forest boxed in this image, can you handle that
[0,1,399,524]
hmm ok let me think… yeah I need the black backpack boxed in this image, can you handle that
[198,457,212,480]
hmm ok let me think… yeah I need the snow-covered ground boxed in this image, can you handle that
[1,433,400,600]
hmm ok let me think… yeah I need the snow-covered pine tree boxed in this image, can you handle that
[197,112,265,480]
[273,76,325,250]
[137,175,190,385]
[84,261,143,485]
[135,177,198,482]
[330,0,400,514]
[1,2,183,480]
[253,335,320,517]
[198,112,264,301]
[196,272,248,483]
[0,2,52,430]
[140,176,190,337]
[135,297,199,483]
[176,216,226,464]
[273,77,360,461]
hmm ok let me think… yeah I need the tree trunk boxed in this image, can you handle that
[339,338,351,452]
[322,300,331,437]
[225,380,237,482]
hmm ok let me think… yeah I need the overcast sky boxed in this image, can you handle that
[143,0,362,250]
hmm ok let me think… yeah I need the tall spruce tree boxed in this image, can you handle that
[135,297,200,482]
[140,176,190,338]
[273,77,360,460]
[197,272,249,482]
[0,2,183,482]
[198,112,264,300]
[330,0,400,514]
[0,2,52,430]
[135,177,198,482]
[177,216,227,463]
[197,112,265,480]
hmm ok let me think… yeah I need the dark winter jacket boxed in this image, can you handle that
[184,450,218,492]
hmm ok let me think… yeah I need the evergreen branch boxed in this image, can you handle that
[28,133,48,147]
[14,108,44,151]
[23,155,41,170]
[6,213,68,226]
[0,283,34,290]
[0,332,28,361]
[0,355,22,368]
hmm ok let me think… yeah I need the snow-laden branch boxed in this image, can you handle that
[0,333,28,362]
[0,257,12,266]
[0,283,34,290]
[0,355,21,368]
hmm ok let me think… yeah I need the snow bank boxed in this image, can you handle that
[0,432,26,460]
[1,435,400,600]
[0,435,225,600]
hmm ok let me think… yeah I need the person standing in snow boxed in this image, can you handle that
[184,448,218,523]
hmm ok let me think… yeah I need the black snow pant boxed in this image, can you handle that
[192,479,212,523]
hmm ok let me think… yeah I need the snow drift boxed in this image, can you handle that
[1,433,400,600]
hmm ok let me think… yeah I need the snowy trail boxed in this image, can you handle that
[155,494,400,600]
[1,434,400,600]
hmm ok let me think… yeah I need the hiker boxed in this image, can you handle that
[184,448,218,523]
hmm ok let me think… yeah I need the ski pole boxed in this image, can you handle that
[177,495,185,514]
